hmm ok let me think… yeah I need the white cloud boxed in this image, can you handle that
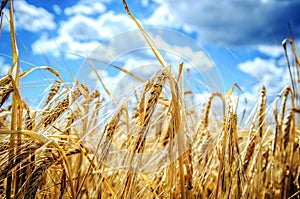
[0,57,10,75]
[96,11,135,39]
[2,0,56,32]
[146,3,175,28]
[65,40,100,59]
[144,1,196,33]
[238,58,282,80]
[31,10,135,59]
[31,33,100,59]
[58,15,101,41]
[31,33,66,57]
[257,45,284,58]
[238,57,291,94]
[53,4,62,15]
[64,2,106,16]
[148,32,215,70]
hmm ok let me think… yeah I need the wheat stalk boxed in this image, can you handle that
[0,1,299,198]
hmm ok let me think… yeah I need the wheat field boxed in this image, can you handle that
[0,0,299,198]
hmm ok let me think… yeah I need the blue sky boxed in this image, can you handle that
[0,0,299,107]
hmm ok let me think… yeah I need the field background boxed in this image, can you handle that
[0,0,299,198]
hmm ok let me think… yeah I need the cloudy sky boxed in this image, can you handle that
[0,0,299,106]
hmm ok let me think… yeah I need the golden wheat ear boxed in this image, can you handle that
[282,36,300,103]
[0,75,13,107]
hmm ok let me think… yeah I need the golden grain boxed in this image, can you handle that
[0,1,299,198]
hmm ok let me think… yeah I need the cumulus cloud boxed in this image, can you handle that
[96,11,135,38]
[58,15,101,41]
[257,45,284,58]
[64,2,106,16]
[146,3,175,27]
[149,32,215,70]
[60,10,134,41]
[0,57,10,75]
[31,33,100,59]
[31,33,68,57]
[2,0,56,32]
[145,2,195,34]
[238,58,281,80]
[165,0,300,45]
[31,9,135,59]
[238,57,290,94]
